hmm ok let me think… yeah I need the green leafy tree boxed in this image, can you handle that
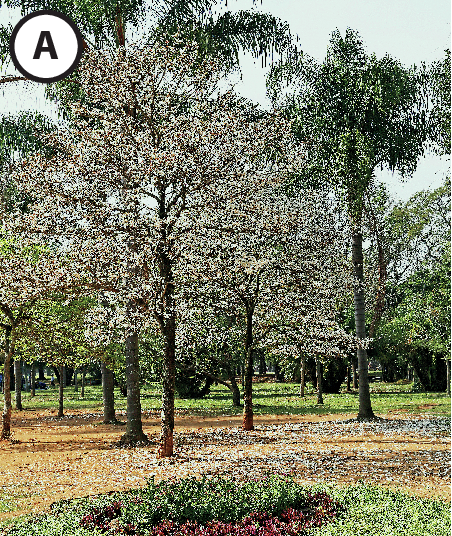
[0,236,79,437]
[376,246,450,391]
[267,28,432,421]
[17,294,105,417]
[425,48,451,155]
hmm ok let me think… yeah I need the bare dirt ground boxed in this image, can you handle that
[0,409,450,523]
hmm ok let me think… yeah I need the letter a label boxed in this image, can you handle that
[10,10,84,83]
[33,31,59,60]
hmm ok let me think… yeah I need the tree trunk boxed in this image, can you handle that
[159,315,176,457]
[352,231,375,420]
[366,196,387,340]
[65,367,74,387]
[53,365,60,384]
[81,369,85,398]
[38,366,45,381]
[352,359,358,388]
[74,369,78,392]
[346,364,351,393]
[14,359,23,411]
[242,310,254,431]
[101,362,116,423]
[447,359,451,397]
[229,370,241,407]
[1,327,13,439]
[300,351,306,397]
[316,358,323,404]
[258,350,266,375]
[274,361,282,382]
[30,362,36,397]
[58,364,64,418]
[121,327,148,445]
[62,365,67,388]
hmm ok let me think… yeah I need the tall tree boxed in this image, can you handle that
[9,40,294,453]
[267,28,432,421]
[1,0,294,446]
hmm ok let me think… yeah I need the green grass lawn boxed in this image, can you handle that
[0,477,449,535]
[4,379,450,418]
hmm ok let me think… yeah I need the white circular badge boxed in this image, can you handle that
[9,10,84,83]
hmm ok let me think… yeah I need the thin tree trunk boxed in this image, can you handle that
[30,362,36,397]
[81,368,85,398]
[62,365,67,388]
[74,369,78,392]
[121,328,148,445]
[447,360,451,397]
[14,359,23,411]
[58,364,64,418]
[1,327,13,439]
[299,351,306,397]
[346,364,351,393]
[242,310,254,431]
[159,313,176,456]
[229,370,241,407]
[274,361,282,382]
[352,231,375,420]
[352,359,358,388]
[101,362,116,423]
[316,358,323,404]
[258,350,266,375]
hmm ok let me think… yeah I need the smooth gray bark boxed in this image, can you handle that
[120,326,148,445]
[101,361,116,423]
[352,231,375,420]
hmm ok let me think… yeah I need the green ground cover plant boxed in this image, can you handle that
[4,381,450,417]
[0,477,449,536]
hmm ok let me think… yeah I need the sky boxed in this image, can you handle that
[0,0,450,202]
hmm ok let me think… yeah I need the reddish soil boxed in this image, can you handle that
[0,409,450,523]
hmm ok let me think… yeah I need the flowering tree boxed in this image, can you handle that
[9,40,294,454]
[179,185,354,430]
